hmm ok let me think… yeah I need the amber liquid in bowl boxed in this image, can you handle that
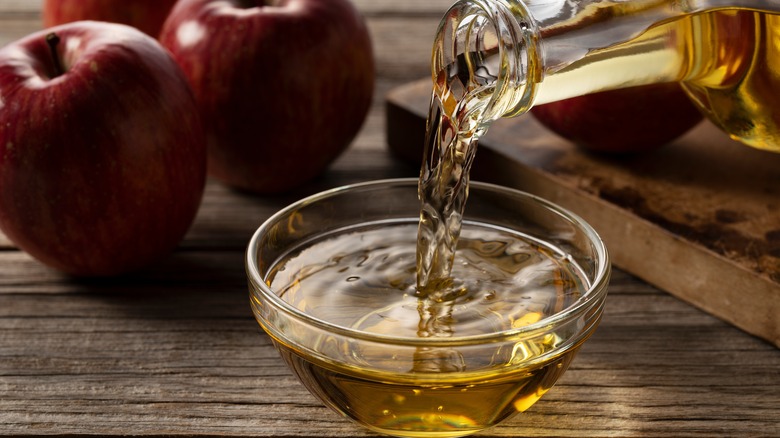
[262,221,599,437]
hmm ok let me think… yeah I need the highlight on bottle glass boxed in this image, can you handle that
[247,178,611,438]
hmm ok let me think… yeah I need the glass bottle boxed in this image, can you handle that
[416,0,778,291]
[430,0,780,152]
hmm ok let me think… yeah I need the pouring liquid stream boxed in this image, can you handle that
[415,5,780,296]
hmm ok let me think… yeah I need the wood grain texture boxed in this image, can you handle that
[3,255,778,436]
[1,2,779,437]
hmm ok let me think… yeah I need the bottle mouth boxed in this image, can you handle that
[430,0,543,125]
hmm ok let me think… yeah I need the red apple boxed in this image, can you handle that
[42,0,178,37]
[159,0,375,193]
[530,82,704,153]
[0,21,207,276]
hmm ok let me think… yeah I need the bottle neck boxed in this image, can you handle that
[434,0,780,117]
[431,0,541,128]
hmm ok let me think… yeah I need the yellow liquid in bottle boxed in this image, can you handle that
[536,9,780,152]
[680,10,780,151]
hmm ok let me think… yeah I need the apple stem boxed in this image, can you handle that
[45,33,64,77]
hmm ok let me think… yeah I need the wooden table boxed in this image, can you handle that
[1,1,778,436]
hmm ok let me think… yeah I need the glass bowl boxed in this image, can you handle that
[247,178,610,438]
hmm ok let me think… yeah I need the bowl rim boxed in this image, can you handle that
[246,178,610,347]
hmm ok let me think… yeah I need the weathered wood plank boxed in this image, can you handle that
[368,16,440,80]
[2,246,778,436]
[0,0,40,14]
[0,15,38,47]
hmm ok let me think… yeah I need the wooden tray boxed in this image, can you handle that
[386,79,780,347]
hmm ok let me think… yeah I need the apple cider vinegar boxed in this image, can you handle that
[265,221,591,436]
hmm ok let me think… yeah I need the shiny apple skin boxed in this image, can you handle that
[160,0,375,193]
[0,21,207,276]
[531,83,704,153]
